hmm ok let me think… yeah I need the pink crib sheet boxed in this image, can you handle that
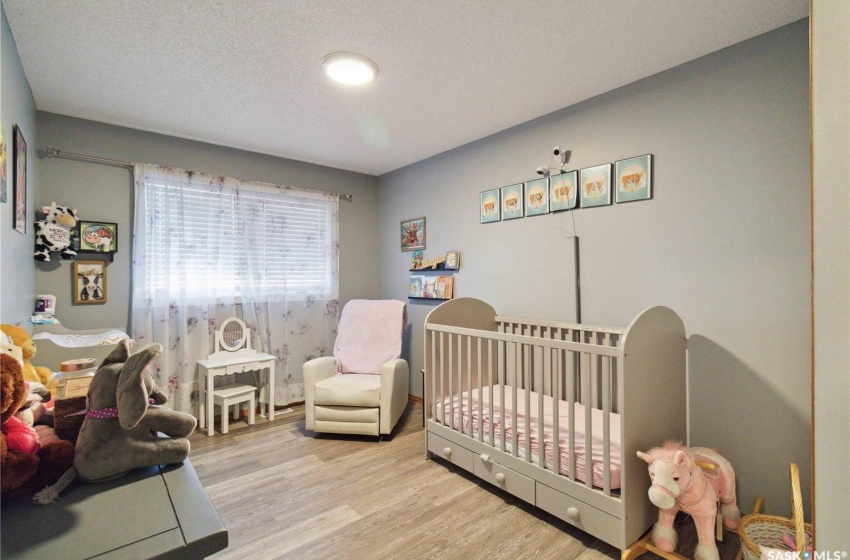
[434,385,621,489]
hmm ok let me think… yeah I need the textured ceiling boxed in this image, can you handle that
[4,0,807,176]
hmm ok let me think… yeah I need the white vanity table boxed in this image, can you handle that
[196,318,276,436]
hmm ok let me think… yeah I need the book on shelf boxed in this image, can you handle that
[409,276,424,298]
[409,274,454,299]
[422,277,438,298]
[436,276,453,299]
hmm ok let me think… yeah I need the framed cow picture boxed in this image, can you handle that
[73,260,107,304]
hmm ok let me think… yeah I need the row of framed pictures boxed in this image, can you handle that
[480,154,652,223]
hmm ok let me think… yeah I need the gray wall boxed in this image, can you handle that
[36,112,380,332]
[379,21,810,518]
[1,4,38,325]
[812,0,850,546]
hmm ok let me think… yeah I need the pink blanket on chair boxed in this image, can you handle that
[334,299,407,374]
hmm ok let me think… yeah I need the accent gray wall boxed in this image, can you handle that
[1,4,38,326]
[35,112,380,332]
[378,21,810,519]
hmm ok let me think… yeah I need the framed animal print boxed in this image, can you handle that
[549,170,578,212]
[500,183,524,220]
[480,188,500,223]
[579,163,612,208]
[73,260,107,304]
[78,221,118,253]
[524,177,549,217]
[400,217,425,252]
[13,125,26,234]
[615,154,652,203]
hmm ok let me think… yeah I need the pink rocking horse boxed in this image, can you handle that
[636,442,741,560]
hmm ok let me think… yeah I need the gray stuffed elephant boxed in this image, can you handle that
[35,341,197,503]
[73,340,197,481]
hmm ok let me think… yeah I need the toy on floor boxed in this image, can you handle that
[35,341,197,504]
[636,442,741,560]
[0,324,56,392]
[34,203,78,262]
[1,353,75,502]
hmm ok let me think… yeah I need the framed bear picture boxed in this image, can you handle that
[73,260,107,304]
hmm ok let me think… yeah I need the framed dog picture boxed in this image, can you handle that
[73,260,107,304]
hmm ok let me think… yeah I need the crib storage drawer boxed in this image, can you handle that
[474,455,536,504]
[427,433,474,473]
[226,361,261,375]
[536,483,621,548]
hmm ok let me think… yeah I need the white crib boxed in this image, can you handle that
[424,297,686,551]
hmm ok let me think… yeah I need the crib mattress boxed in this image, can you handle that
[434,385,621,489]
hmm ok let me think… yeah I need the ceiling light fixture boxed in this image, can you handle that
[322,52,379,86]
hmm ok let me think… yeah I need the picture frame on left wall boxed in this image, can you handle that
[13,125,27,234]
[1,123,8,204]
[73,260,107,304]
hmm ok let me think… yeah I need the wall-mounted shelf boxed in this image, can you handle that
[76,251,115,263]
[408,251,458,301]
[409,265,457,273]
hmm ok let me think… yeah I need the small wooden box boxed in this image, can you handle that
[53,376,93,444]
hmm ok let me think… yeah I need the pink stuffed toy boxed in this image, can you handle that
[2,415,40,454]
[637,442,741,560]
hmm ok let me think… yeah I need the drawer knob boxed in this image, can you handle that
[443,447,452,457]
[494,472,506,483]
[566,507,579,520]
[480,454,491,463]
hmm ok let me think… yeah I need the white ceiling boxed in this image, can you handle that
[4,0,807,176]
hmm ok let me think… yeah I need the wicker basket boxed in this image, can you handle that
[739,464,812,560]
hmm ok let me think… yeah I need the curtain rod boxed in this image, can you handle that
[44,146,353,202]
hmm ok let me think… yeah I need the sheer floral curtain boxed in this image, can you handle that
[131,163,339,415]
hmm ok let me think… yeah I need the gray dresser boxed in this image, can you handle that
[1,459,227,559]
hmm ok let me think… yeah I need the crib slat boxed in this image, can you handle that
[499,341,506,452]
[513,342,519,458]
[467,335,473,438]
[524,344,531,463]
[582,351,593,489]
[537,344,545,471]
[477,337,483,442]
[449,333,456,430]
[568,350,576,482]
[552,347,561,476]
[602,353,611,496]
[490,339,496,447]
[439,331,445,426]
[430,331,436,422]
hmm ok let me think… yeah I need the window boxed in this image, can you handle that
[138,171,335,301]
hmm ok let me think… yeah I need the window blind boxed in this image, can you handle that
[142,179,332,298]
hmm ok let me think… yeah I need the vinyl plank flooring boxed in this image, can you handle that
[190,402,624,560]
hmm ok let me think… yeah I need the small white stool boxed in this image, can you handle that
[212,383,256,435]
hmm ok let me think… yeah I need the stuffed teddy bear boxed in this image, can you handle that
[34,203,78,262]
[1,353,75,502]
[0,324,55,392]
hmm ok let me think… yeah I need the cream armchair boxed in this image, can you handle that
[303,299,409,437]
[304,356,409,436]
